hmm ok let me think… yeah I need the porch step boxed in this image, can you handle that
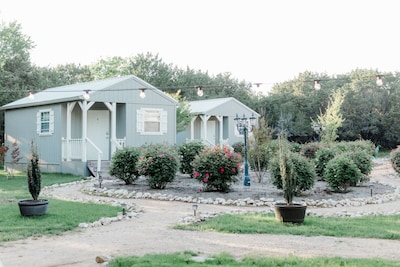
[87,160,115,179]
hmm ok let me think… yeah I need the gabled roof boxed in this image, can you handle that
[189,97,260,116]
[1,75,177,110]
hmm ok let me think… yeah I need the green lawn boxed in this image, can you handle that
[0,171,121,242]
[175,213,400,240]
[108,251,400,267]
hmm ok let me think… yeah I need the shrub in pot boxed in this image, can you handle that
[272,134,311,223]
[18,141,49,216]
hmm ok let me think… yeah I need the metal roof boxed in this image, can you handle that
[189,97,260,116]
[1,75,176,110]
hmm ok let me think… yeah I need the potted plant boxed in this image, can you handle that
[18,141,49,216]
[272,134,309,224]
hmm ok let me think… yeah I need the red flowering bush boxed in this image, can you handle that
[192,145,242,192]
[390,147,400,174]
[137,143,179,189]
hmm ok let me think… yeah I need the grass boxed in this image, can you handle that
[175,213,400,240]
[108,251,400,267]
[0,170,122,243]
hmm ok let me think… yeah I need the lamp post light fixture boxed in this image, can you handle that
[234,113,256,187]
[192,204,198,216]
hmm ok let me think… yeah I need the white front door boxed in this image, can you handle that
[206,120,216,145]
[87,110,109,160]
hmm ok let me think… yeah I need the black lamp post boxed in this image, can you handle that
[234,113,256,187]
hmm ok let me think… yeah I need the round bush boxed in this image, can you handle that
[391,150,400,174]
[345,150,372,184]
[314,147,337,178]
[324,154,362,193]
[178,141,205,175]
[192,146,241,192]
[137,144,179,189]
[269,151,316,195]
[109,147,141,185]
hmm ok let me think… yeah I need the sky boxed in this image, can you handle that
[1,0,400,94]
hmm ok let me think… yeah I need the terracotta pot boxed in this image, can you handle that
[18,199,49,216]
[274,203,307,224]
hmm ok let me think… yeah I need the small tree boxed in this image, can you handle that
[178,141,205,176]
[27,141,41,200]
[9,141,22,177]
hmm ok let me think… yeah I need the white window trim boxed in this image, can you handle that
[36,109,54,136]
[137,108,167,135]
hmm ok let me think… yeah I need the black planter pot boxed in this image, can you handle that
[274,203,307,224]
[18,199,49,216]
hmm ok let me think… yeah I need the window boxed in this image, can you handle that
[137,108,167,135]
[36,109,54,135]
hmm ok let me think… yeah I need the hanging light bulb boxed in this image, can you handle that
[376,75,383,86]
[83,90,90,100]
[139,88,146,98]
[314,80,321,90]
[196,86,204,97]
[28,90,34,100]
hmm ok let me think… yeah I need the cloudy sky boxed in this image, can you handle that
[1,0,399,92]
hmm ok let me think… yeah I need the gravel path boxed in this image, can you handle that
[1,159,400,266]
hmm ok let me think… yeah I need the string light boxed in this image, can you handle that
[314,80,321,90]
[376,75,383,86]
[83,90,90,100]
[28,90,34,100]
[139,88,146,98]
[196,86,204,97]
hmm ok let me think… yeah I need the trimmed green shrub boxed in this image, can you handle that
[390,148,400,174]
[109,147,141,185]
[232,142,244,156]
[270,150,316,196]
[314,147,337,178]
[300,142,320,160]
[137,144,179,189]
[27,141,41,200]
[192,145,241,192]
[324,154,362,192]
[345,150,372,184]
[178,141,205,176]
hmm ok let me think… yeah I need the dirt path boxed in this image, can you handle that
[1,159,400,266]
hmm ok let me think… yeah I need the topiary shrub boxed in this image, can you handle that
[27,141,41,200]
[390,147,400,174]
[314,147,337,179]
[324,154,362,193]
[232,142,244,156]
[192,145,241,192]
[270,149,317,196]
[345,150,372,185]
[137,143,179,189]
[178,141,205,176]
[109,147,141,185]
[300,142,320,160]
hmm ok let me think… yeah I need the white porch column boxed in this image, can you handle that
[66,102,76,161]
[200,115,210,145]
[104,102,117,155]
[216,115,223,147]
[190,116,197,141]
[78,100,94,162]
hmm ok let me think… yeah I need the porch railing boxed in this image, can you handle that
[61,138,83,160]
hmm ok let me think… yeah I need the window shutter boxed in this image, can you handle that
[36,111,41,134]
[136,109,144,133]
[161,110,167,134]
[49,110,55,134]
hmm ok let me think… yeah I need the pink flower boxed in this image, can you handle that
[203,178,207,183]
[220,167,225,173]
[193,171,199,178]
[206,173,209,177]
[232,167,236,171]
